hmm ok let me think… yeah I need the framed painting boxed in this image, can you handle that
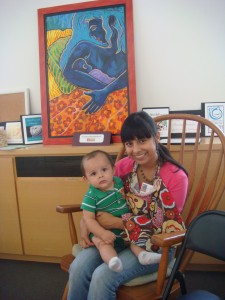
[38,0,136,145]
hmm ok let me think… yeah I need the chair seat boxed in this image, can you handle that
[123,258,175,287]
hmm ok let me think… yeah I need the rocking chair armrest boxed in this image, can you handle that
[56,204,81,246]
[56,204,82,214]
[151,229,186,248]
[152,230,186,296]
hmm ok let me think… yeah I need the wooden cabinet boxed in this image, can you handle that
[0,157,23,254]
[0,144,121,262]
[17,177,87,257]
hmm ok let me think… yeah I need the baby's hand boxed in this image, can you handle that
[101,230,116,244]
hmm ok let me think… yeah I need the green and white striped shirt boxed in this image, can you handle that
[81,176,130,246]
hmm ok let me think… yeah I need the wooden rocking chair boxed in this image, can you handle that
[56,114,225,300]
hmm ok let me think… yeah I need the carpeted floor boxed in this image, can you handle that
[0,259,68,300]
[0,259,224,300]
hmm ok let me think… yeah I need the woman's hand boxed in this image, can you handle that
[96,211,124,230]
[79,217,94,248]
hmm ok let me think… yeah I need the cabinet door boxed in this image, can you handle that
[0,157,23,254]
[17,177,87,257]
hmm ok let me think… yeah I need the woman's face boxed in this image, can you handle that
[124,137,158,166]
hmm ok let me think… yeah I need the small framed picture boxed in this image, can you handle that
[21,114,43,144]
[202,102,225,136]
[3,121,23,144]
[170,109,203,137]
[142,107,170,137]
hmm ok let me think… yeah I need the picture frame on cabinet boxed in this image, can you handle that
[38,0,136,145]
[0,121,23,144]
[142,107,170,137]
[202,102,225,136]
[21,114,43,144]
[169,109,203,138]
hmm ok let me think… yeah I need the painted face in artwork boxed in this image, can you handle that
[88,18,107,43]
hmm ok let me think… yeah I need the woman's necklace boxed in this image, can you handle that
[139,164,159,184]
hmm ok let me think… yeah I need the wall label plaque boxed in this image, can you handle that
[72,132,111,146]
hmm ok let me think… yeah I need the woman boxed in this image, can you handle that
[67,111,188,300]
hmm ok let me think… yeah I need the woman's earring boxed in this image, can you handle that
[156,143,159,156]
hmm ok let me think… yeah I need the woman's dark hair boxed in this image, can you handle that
[121,111,188,175]
[81,150,114,176]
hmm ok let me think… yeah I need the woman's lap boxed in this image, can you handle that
[67,246,174,300]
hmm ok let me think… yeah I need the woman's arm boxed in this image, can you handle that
[79,211,124,248]
[79,217,94,248]
[96,211,124,230]
[83,210,116,244]
[161,164,188,212]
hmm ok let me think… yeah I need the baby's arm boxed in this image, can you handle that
[83,210,116,244]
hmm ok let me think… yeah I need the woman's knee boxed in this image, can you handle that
[69,247,102,278]
[89,265,118,299]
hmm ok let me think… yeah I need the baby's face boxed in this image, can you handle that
[83,153,114,191]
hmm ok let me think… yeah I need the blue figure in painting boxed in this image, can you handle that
[60,8,128,114]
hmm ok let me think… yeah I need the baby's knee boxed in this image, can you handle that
[97,239,108,248]
[93,237,108,249]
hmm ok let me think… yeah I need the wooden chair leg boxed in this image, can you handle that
[62,280,69,300]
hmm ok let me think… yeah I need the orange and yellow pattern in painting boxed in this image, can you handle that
[47,29,128,138]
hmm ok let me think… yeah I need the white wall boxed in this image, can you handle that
[1,0,225,114]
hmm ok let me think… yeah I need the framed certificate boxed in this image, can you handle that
[169,110,203,137]
[202,102,225,136]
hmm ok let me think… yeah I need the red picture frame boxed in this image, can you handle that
[38,0,136,145]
